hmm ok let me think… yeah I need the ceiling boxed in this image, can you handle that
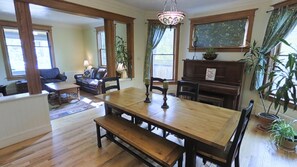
[0,0,263,25]
[112,0,258,14]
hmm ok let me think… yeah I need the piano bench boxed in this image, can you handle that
[198,94,224,107]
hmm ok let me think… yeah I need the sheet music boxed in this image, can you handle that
[205,68,216,81]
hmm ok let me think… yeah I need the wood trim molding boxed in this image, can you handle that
[174,24,180,82]
[17,0,135,23]
[0,20,52,30]
[0,25,14,80]
[14,0,42,94]
[189,9,257,52]
[272,0,297,9]
[126,22,134,78]
[104,19,116,77]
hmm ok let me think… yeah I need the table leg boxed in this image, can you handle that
[104,104,113,115]
[77,88,80,100]
[185,138,196,167]
[58,91,61,105]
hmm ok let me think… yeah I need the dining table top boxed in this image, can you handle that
[96,87,241,150]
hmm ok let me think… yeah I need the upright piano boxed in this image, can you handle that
[182,60,245,110]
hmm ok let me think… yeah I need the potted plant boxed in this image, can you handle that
[240,41,276,130]
[115,36,131,78]
[257,39,297,126]
[270,119,297,150]
[241,40,297,130]
[203,47,218,60]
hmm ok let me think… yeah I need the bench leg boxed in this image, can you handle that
[96,124,102,148]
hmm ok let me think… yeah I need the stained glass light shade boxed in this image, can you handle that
[158,11,185,26]
[158,0,185,26]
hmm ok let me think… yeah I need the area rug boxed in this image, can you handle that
[49,95,102,120]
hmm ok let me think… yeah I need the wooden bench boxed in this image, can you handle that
[94,115,184,167]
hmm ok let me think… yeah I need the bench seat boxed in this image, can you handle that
[94,115,184,167]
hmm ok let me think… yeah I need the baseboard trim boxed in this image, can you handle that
[0,124,52,149]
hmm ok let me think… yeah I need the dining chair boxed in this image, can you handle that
[102,77,134,122]
[196,100,254,167]
[147,77,166,135]
[101,76,120,94]
[176,80,199,101]
[150,77,166,94]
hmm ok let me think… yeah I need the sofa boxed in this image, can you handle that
[39,68,67,90]
[74,67,107,95]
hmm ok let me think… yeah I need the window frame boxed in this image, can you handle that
[0,20,55,80]
[266,44,297,109]
[150,21,180,83]
[96,26,106,67]
[189,9,257,52]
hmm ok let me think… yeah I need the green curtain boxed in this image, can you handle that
[251,4,297,90]
[143,23,166,80]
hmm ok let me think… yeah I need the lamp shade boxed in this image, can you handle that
[158,11,185,26]
[83,60,89,67]
[158,0,185,26]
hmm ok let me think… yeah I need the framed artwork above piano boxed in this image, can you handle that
[182,59,245,110]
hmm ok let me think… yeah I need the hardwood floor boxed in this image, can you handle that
[0,99,296,166]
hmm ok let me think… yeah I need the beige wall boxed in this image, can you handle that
[83,27,98,67]
[53,26,85,73]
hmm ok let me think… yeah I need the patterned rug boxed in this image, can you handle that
[49,95,103,120]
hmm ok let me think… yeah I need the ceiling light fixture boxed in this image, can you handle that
[158,0,185,26]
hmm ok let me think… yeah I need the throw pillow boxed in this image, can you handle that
[83,69,91,77]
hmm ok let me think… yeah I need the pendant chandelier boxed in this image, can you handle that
[158,0,185,26]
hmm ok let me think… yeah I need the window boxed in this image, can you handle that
[0,21,55,79]
[151,26,179,81]
[189,9,256,52]
[270,25,297,99]
[96,26,106,66]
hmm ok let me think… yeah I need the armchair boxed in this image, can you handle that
[39,68,67,90]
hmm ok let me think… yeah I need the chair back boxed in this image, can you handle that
[176,80,199,101]
[150,77,166,94]
[102,77,120,94]
[228,100,254,163]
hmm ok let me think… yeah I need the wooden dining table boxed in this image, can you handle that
[96,87,241,167]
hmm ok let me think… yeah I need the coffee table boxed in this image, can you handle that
[45,82,80,105]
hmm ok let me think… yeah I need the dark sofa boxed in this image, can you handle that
[39,68,67,90]
[74,67,107,95]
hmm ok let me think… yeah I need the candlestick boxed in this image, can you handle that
[163,81,168,89]
[161,88,169,109]
[145,78,150,85]
[144,84,151,103]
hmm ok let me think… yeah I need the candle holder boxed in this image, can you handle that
[144,84,151,103]
[161,88,169,109]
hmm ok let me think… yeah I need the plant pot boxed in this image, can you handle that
[257,112,279,131]
[280,136,297,150]
[203,54,217,60]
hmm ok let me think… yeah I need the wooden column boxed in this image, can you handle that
[104,19,116,77]
[14,0,42,94]
[126,22,134,78]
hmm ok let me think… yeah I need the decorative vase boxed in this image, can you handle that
[203,54,218,60]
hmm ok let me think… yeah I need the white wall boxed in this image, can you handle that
[0,91,51,149]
